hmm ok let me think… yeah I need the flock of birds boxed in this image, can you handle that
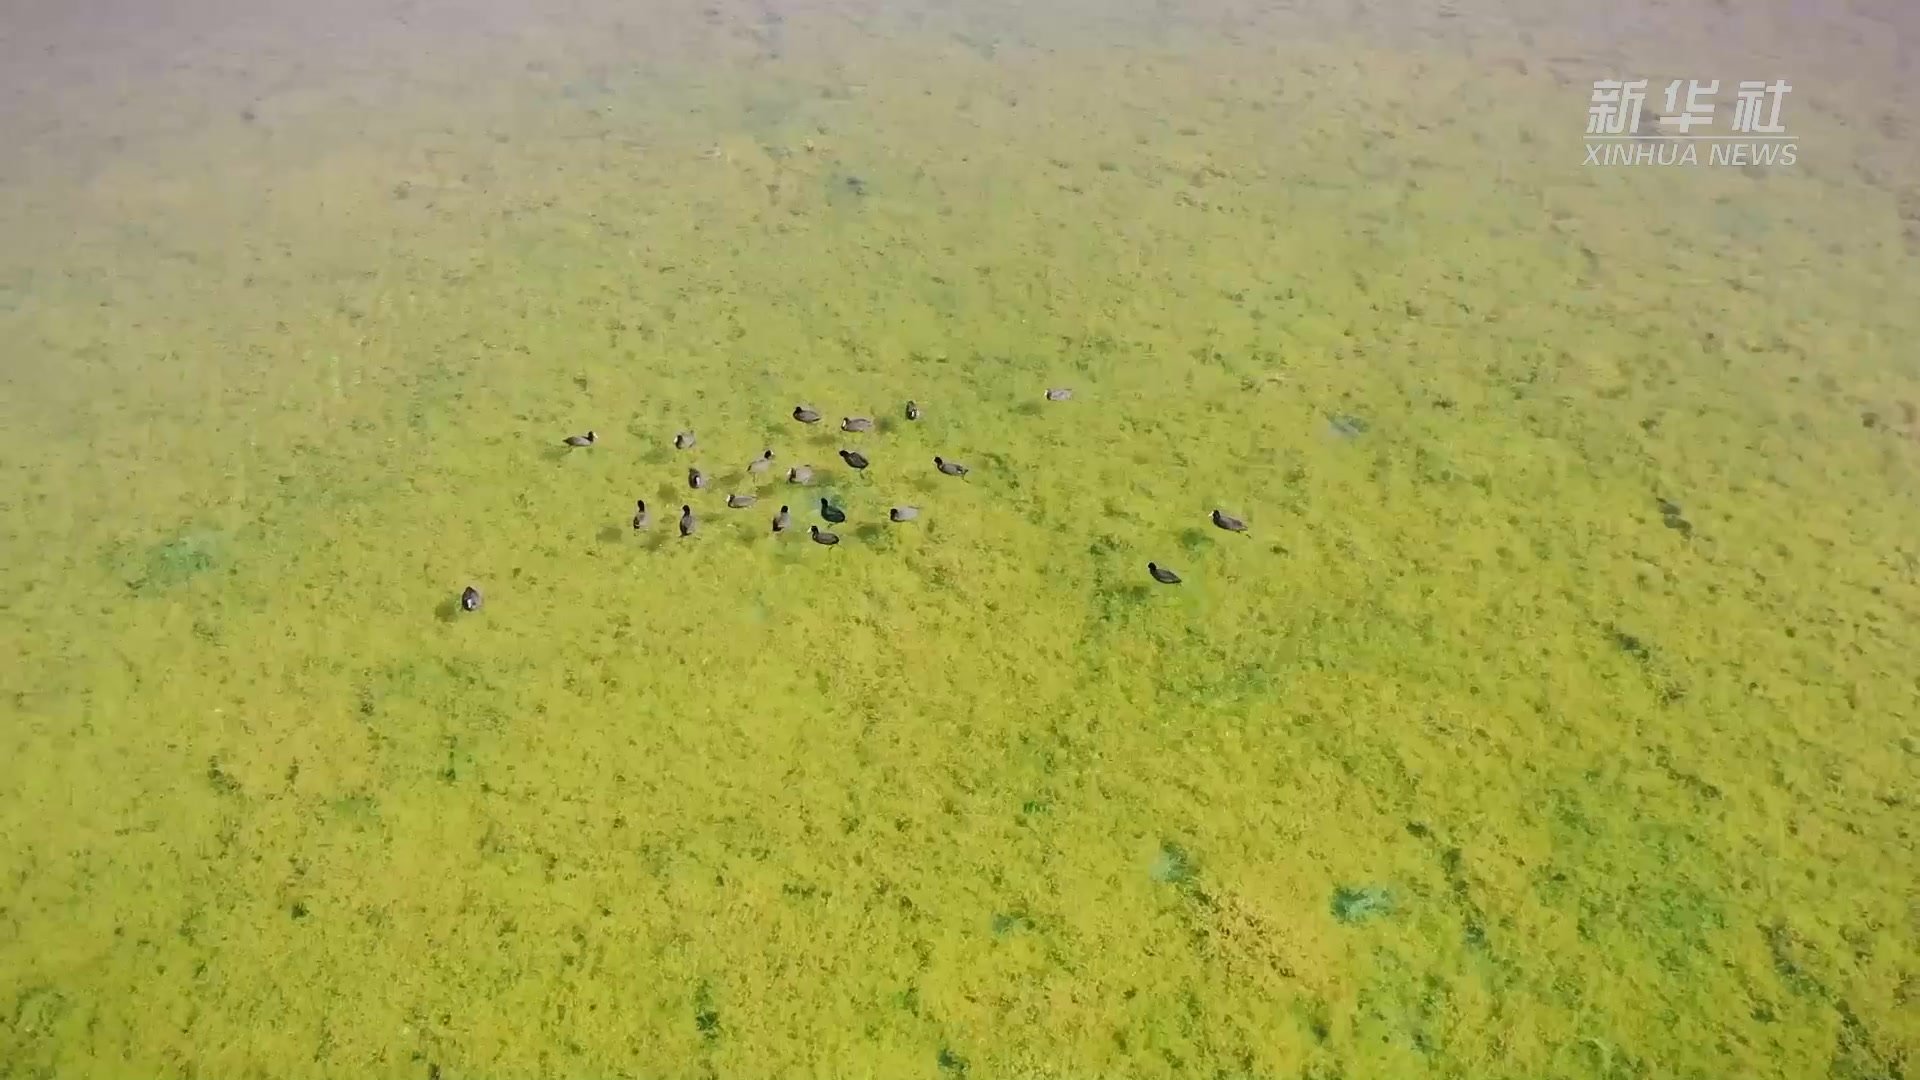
[454,389,1251,613]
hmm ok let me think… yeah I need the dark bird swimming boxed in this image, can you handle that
[839,449,869,470]
[727,493,756,508]
[632,500,650,530]
[889,506,919,522]
[934,456,968,476]
[787,465,814,484]
[772,505,791,532]
[679,505,697,537]
[688,467,707,490]
[810,525,840,546]
[460,585,482,611]
[842,417,874,433]
[1211,509,1248,534]
[793,405,822,423]
[819,498,846,524]
[563,430,596,447]
[748,449,775,474]
[905,401,921,420]
[1045,387,1073,401]
[674,430,696,450]
[1148,562,1181,584]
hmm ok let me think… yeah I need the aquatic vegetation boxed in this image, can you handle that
[1150,841,1198,887]
[1327,413,1370,439]
[129,529,223,592]
[0,2,1914,1079]
[1330,886,1394,924]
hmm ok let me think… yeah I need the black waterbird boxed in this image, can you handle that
[772,505,791,532]
[839,449,869,470]
[810,525,840,546]
[934,456,968,476]
[562,430,596,447]
[1148,562,1181,584]
[688,467,707,490]
[819,498,846,524]
[679,505,697,537]
[842,417,874,433]
[632,500,650,530]
[905,401,921,420]
[793,405,822,423]
[727,493,756,508]
[460,586,482,611]
[674,430,696,450]
[889,506,919,522]
[748,449,775,474]
[1211,509,1249,534]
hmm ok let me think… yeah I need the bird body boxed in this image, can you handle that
[772,505,791,532]
[839,449,869,470]
[810,525,840,546]
[688,468,707,490]
[674,430,696,449]
[727,493,756,508]
[819,498,846,524]
[905,401,921,420]
[1211,509,1249,534]
[679,505,697,536]
[934,456,968,476]
[748,449,775,474]
[889,506,919,522]
[632,500,650,529]
[460,586,482,611]
[1148,562,1181,584]
[563,430,596,447]
[793,405,821,423]
[842,417,874,432]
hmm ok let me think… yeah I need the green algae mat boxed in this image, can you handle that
[1,1,1915,1077]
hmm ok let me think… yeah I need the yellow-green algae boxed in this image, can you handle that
[0,1,1915,1077]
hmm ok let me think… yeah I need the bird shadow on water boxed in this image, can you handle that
[433,597,460,623]
[596,524,624,543]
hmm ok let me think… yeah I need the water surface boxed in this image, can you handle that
[1,1,1915,1077]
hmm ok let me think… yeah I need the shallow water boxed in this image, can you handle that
[2,1,1916,1077]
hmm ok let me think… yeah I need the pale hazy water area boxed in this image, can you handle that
[1,0,1916,1076]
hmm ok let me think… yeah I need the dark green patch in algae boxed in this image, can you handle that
[1331,885,1394,924]
[990,911,1035,937]
[1090,579,1151,625]
[937,1047,969,1078]
[129,530,223,593]
[693,980,721,1043]
[1151,843,1194,885]
[1177,527,1213,554]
